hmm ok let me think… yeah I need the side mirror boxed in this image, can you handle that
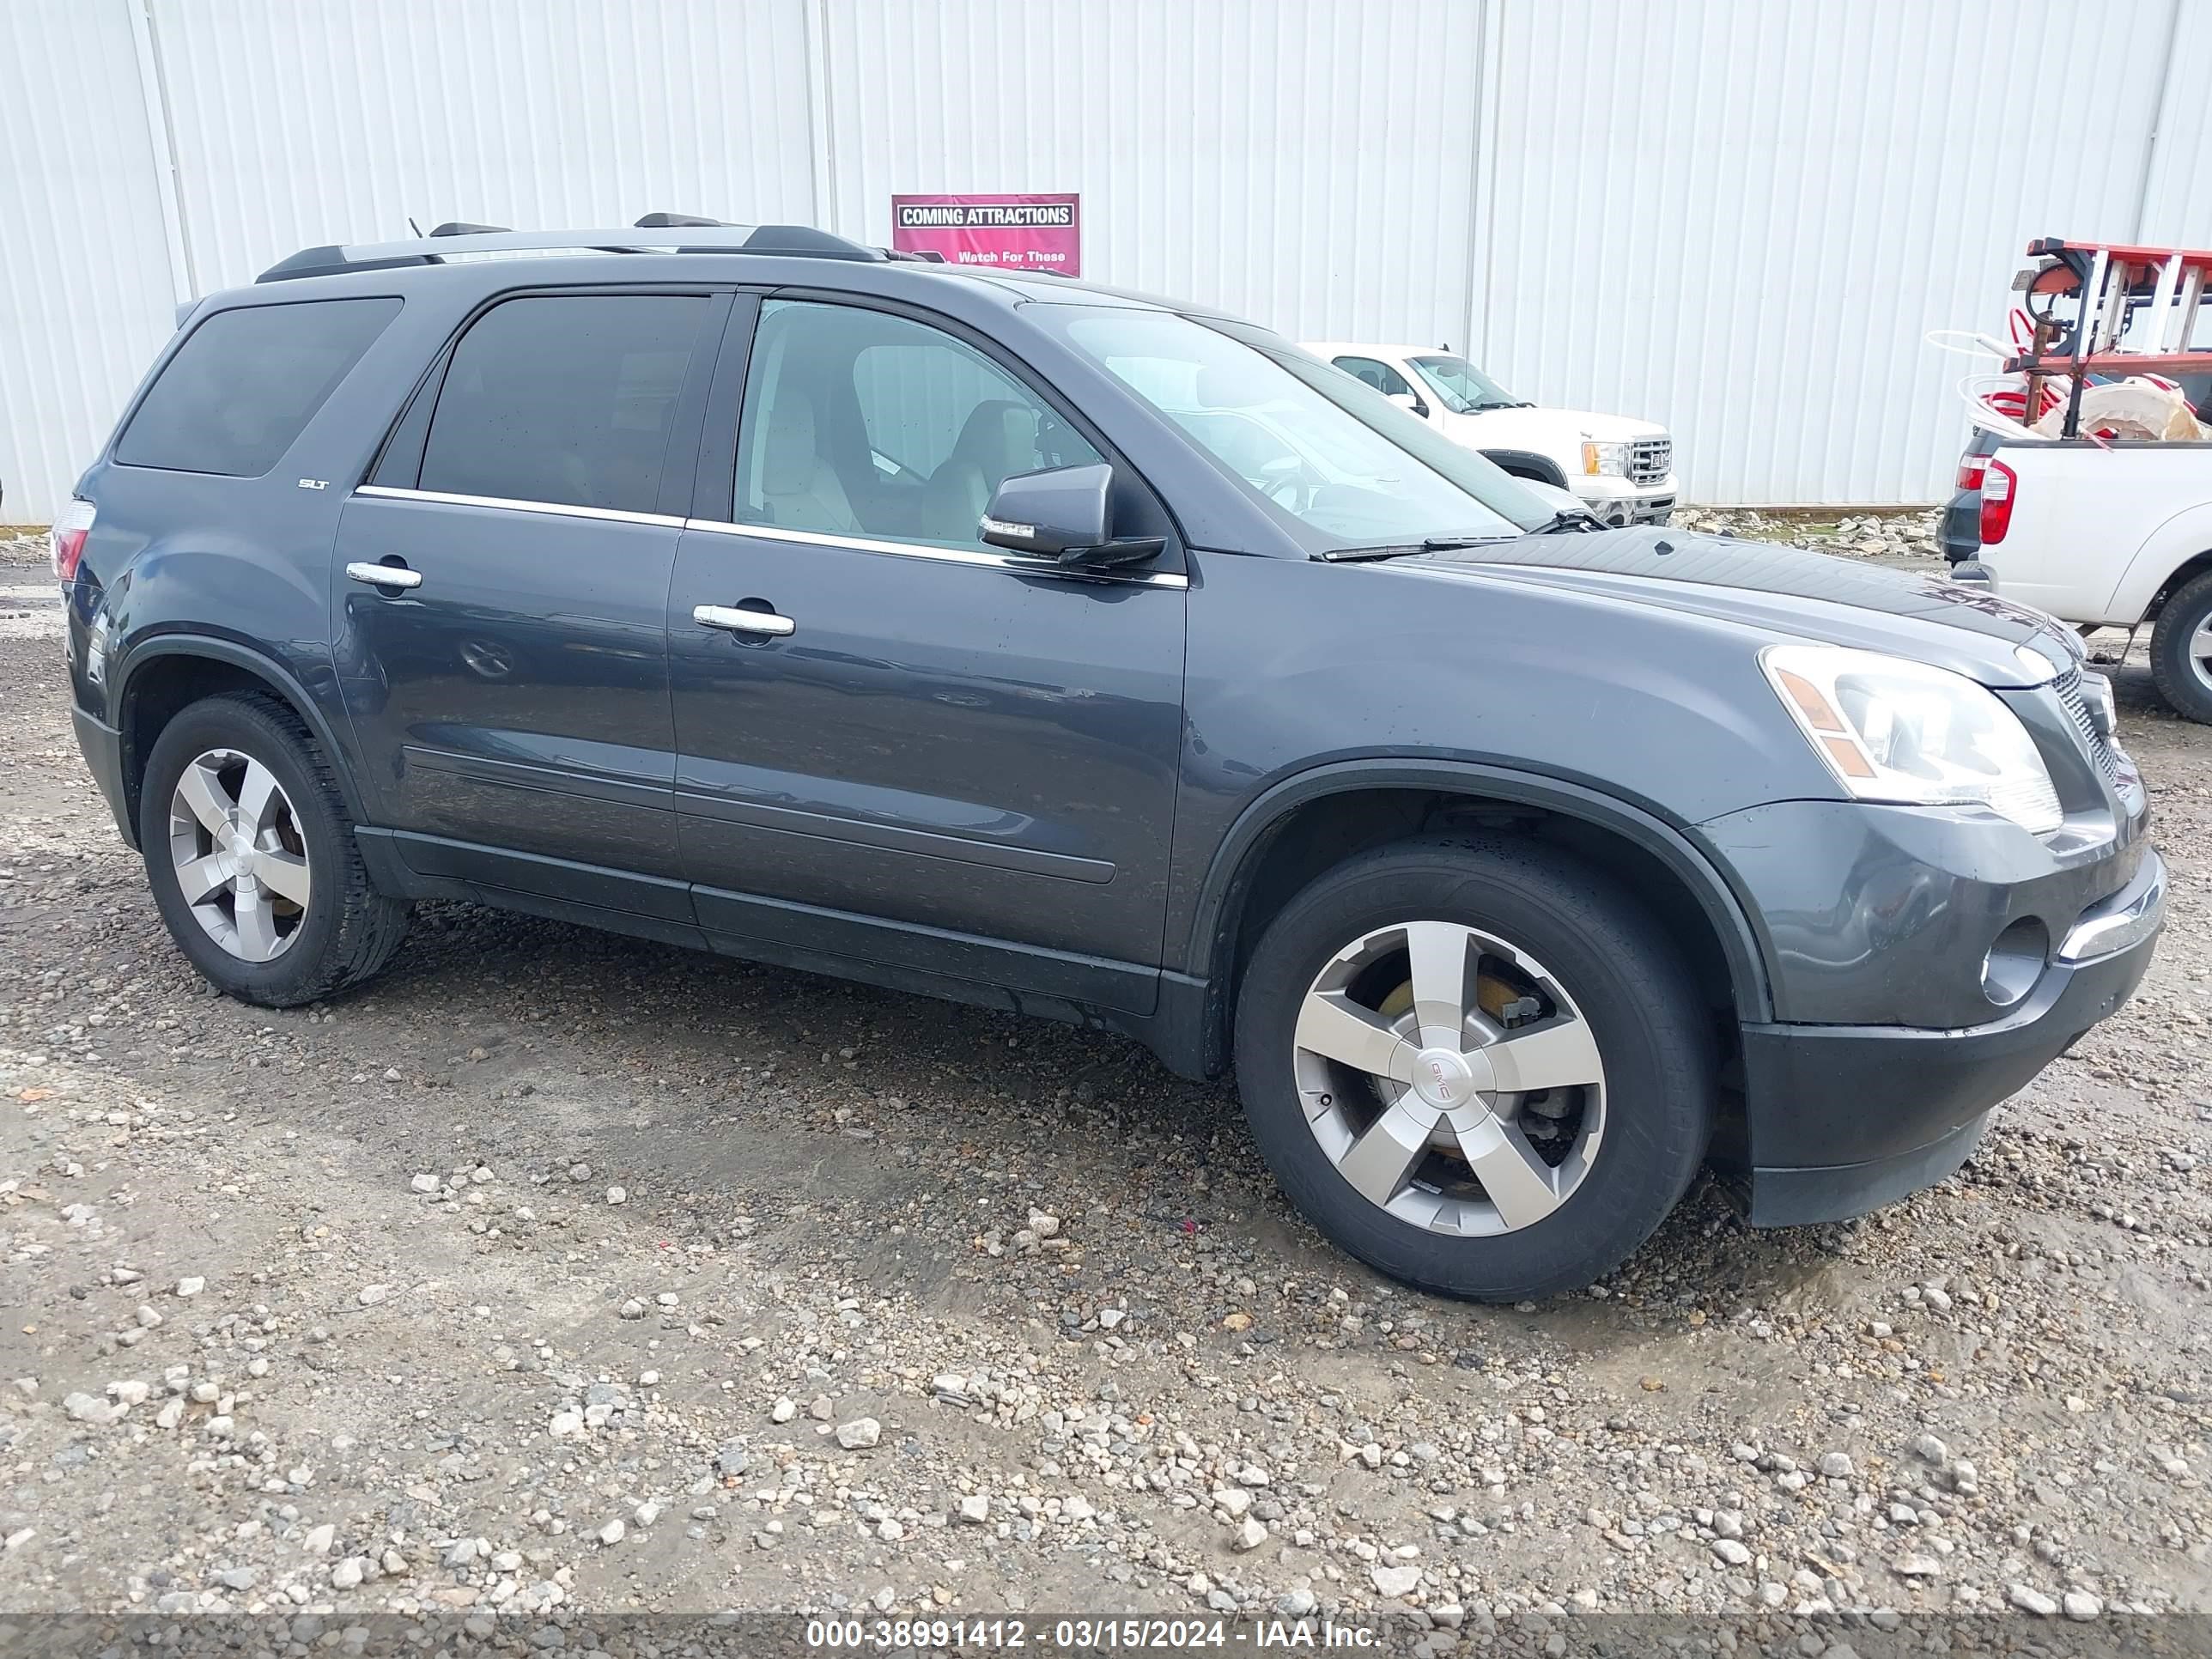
[1388,391,1431,419]
[980,464,1165,569]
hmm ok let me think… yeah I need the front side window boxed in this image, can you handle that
[418,295,708,514]
[734,300,1102,549]
[115,297,400,477]
[1048,307,1538,553]
[1333,356,1413,398]
[1407,354,1523,415]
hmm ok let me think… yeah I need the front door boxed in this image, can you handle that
[334,291,720,885]
[1332,354,1437,425]
[666,296,1187,1012]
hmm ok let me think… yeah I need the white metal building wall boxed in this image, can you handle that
[5,0,2212,522]
[2141,0,2212,246]
[1471,0,2200,505]
[146,0,820,297]
[0,1,182,530]
[816,0,1486,351]
[0,0,823,525]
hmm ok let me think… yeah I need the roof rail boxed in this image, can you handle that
[254,223,890,283]
[635,211,730,228]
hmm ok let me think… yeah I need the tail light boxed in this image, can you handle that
[1956,453,1990,490]
[50,499,95,582]
[1978,459,2016,545]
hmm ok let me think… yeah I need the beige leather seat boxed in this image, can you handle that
[924,400,1039,543]
[756,390,856,533]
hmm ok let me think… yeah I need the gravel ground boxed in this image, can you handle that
[2,520,2209,1651]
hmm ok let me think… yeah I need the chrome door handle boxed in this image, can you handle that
[694,603,795,637]
[346,561,422,590]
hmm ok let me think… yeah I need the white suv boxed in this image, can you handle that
[1305,343,1678,526]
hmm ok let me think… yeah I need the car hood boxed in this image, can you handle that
[1441,405,1667,452]
[1395,526,2077,688]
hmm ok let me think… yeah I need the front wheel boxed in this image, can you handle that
[2150,571,2212,724]
[1232,836,1714,1302]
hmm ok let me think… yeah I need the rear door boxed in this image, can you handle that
[665,294,1188,1012]
[332,289,723,898]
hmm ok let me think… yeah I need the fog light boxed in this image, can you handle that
[1982,916,2049,1007]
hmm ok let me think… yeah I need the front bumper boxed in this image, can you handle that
[1571,472,1677,526]
[1732,847,2165,1225]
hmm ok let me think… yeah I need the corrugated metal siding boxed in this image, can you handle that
[1473,0,2185,504]
[149,0,820,296]
[0,0,181,525]
[820,0,1486,349]
[2139,0,2212,245]
[7,0,2212,520]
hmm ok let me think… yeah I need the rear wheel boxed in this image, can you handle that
[2150,570,2212,724]
[139,692,409,1006]
[1232,836,1714,1301]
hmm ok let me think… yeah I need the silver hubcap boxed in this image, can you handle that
[1292,920,1605,1237]
[2191,617,2212,691]
[167,749,312,963]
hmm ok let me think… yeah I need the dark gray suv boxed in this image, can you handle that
[57,223,2165,1302]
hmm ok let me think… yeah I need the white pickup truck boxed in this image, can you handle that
[1304,343,1678,526]
[1968,441,2212,719]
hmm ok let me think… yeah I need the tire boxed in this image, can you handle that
[138,691,410,1006]
[2150,570,2212,724]
[1231,834,1714,1302]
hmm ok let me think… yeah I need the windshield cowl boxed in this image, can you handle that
[1318,532,1524,562]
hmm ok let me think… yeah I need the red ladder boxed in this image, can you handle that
[2003,239,2212,432]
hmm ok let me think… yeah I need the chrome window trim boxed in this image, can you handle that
[355,483,687,529]
[350,486,1190,587]
[681,518,1190,589]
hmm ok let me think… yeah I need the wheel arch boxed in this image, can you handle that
[2142,547,2212,626]
[114,638,369,844]
[2106,499,2212,623]
[1179,761,1773,1073]
[1476,447,1571,490]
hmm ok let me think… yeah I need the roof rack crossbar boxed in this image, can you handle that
[256,223,890,283]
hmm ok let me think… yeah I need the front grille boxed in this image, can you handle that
[2054,668,2124,787]
[1628,437,1672,485]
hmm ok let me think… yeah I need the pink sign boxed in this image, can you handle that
[890,193,1081,276]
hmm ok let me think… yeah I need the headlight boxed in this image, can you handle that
[1581,441,1628,477]
[2077,669,2117,739]
[1762,645,2063,834]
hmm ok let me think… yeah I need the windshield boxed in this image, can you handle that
[1407,354,1522,415]
[1044,307,1544,554]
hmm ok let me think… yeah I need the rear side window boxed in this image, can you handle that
[1333,356,1413,398]
[114,298,401,477]
[417,295,708,514]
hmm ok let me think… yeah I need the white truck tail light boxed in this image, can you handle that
[1978,459,2016,544]
[50,499,95,581]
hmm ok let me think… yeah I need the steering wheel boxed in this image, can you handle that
[1257,453,1319,511]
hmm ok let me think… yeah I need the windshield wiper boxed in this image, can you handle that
[1318,533,1515,562]
[1532,507,1606,534]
